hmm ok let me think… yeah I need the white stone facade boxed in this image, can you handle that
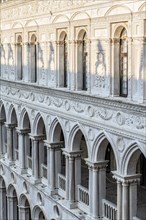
[0,0,146,220]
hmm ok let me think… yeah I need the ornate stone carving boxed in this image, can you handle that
[98,108,113,120]
[47,115,51,125]
[117,136,125,152]
[31,110,35,120]
[73,102,84,113]
[88,128,95,141]
[53,98,63,107]
[37,94,45,103]
[64,100,71,111]
[95,52,106,88]
[87,106,94,117]
[65,120,70,132]
[116,112,125,126]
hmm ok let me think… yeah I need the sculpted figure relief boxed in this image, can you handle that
[95,52,106,88]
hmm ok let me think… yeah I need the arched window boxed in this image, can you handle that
[30,34,37,83]
[16,35,22,80]
[59,32,68,87]
[119,28,128,97]
[113,26,128,97]
[77,30,88,91]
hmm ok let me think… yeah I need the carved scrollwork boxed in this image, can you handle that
[73,102,84,113]
[98,108,113,120]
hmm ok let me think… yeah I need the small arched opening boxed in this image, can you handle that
[77,30,88,91]
[16,35,23,80]
[58,31,68,88]
[30,34,37,83]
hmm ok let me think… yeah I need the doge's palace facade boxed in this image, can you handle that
[0,0,146,220]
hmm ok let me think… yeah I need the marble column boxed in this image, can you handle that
[33,139,39,179]
[122,182,129,220]
[49,146,55,190]
[7,195,18,220]
[86,160,108,219]
[29,134,45,181]
[0,186,7,220]
[129,181,137,219]
[5,123,15,162]
[98,162,107,216]
[19,206,30,220]
[63,150,82,207]
[16,128,30,173]
[48,142,64,191]
[65,154,69,200]
[117,180,122,220]
[0,120,5,158]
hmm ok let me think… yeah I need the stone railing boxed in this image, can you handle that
[58,173,66,198]
[58,173,66,191]
[27,156,32,170]
[41,164,47,179]
[77,185,89,213]
[133,217,141,220]
[15,148,19,160]
[102,199,117,220]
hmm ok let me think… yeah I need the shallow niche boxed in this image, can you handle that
[23,181,29,194]
[11,172,16,184]
[37,192,44,206]
[53,204,61,219]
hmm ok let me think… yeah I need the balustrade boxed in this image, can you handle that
[41,164,47,179]
[77,184,89,213]
[102,199,117,220]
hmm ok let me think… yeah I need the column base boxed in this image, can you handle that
[29,176,42,185]
[64,200,78,209]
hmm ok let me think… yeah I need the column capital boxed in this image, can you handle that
[0,118,5,123]
[5,123,16,129]
[63,149,83,158]
[16,128,30,134]
[85,160,108,171]
[44,141,64,150]
[112,171,141,184]
[28,133,45,141]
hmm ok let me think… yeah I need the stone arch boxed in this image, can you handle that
[17,35,22,43]
[11,22,23,29]
[49,117,65,143]
[7,104,17,125]
[18,108,31,130]
[105,5,131,17]
[7,184,17,197]
[25,20,39,28]
[138,2,146,12]
[0,176,7,220]
[32,205,46,220]
[59,30,67,41]
[121,142,146,175]
[30,33,37,44]
[91,131,118,170]
[0,103,6,121]
[76,28,88,90]
[112,24,129,97]
[69,123,89,153]
[77,28,87,40]
[19,194,31,219]
[19,193,30,206]
[58,30,68,88]
[70,11,90,21]
[33,113,46,136]
[0,175,6,188]
[7,184,19,220]
[113,24,128,39]
[52,14,69,24]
